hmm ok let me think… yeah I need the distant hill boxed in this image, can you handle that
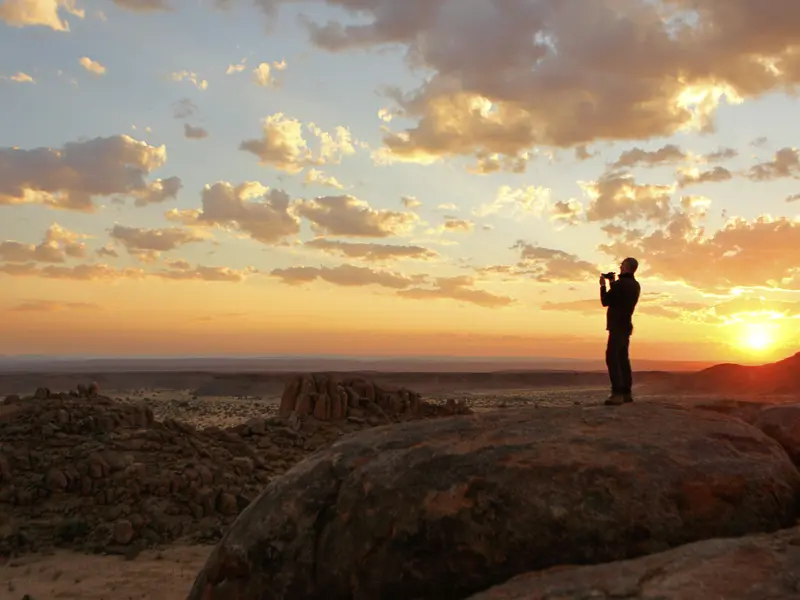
[672,352,800,395]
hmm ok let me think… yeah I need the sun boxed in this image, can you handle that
[740,323,774,352]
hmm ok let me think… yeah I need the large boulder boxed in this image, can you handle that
[187,404,800,600]
[466,525,800,600]
[752,403,800,466]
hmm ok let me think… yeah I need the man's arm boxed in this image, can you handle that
[600,280,615,307]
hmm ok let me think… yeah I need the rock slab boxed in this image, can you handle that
[187,403,800,600]
[466,525,800,600]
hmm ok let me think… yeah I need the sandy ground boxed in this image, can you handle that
[0,545,209,600]
[4,384,797,600]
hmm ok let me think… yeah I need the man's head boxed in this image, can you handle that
[620,257,639,275]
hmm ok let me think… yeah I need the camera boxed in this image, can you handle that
[601,272,616,281]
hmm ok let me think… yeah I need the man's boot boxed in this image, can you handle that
[623,393,633,403]
[604,393,625,406]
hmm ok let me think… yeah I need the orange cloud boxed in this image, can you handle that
[0,135,179,211]
[304,238,438,262]
[0,224,87,263]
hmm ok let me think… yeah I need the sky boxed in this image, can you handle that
[0,0,799,362]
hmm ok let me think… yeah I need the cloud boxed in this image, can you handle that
[0,134,176,211]
[112,0,171,10]
[284,0,800,164]
[166,181,300,245]
[9,300,100,312]
[184,123,209,139]
[476,241,596,283]
[0,259,254,283]
[612,144,687,169]
[474,185,551,218]
[108,225,206,262]
[271,263,511,307]
[171,70,208,90]
[303,168,343,189]
[0,262,145,281]
[272,263,419,289]
[172,98,198,119]
[304,238,438,262]
[581,172,674,224]
[0,224,87,263]
[676,166,734,188]
[239,113,355,173]
[2,72,35,83]
[746,147,800,181]
[401,196,422,210]
[79,57,106,76]
[600,212,800,292]
[396,276,514,308]
[294,195,418,237]
[130,176,182,207]
[155,263,257,282]
[440,218,474,233]
[468,151,531,175]
[787,194,800,203]
[0,0,84,31]
[549,199,584,227]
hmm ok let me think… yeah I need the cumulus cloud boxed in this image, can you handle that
[599,212,800,292]
[184,123,208,139]
[401,196,422,210]
[746,147,800,181]
[549,199,584,227]
[79,56,106,76]
[239,112,355,173]
[303,168,343,189]
[2,72,35,83]
[272,263,419,289]
[474,185,551,218]
[279,0,800,165]
[304,238,438,262]
[0,224,87,263]
[271,263,511,307]
[582,172,674,224]
[166,181,300,245]
[171,70,208,90]
[108,224,206,262]
[294,195,418,238]
[0,0,84,31]
[787,194,800,203]
[676,166,734,188]
[155,262,257,282]
[0,134,177,211]
[476,241,597,283]
[130,176,182,207]
[439,218,474,233]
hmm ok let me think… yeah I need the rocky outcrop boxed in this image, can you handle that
[466,525,800,600]
[278,373,467,423]
[187,403,800,600]
[0,391,370,556]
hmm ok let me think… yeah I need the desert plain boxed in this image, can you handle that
[1,357,799,600]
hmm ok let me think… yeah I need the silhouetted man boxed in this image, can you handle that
[600,257,641,405]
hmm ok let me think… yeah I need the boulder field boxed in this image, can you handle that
[187,402,800,600]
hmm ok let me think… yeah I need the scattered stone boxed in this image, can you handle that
[466,526,800,600]
[187,404,800,600]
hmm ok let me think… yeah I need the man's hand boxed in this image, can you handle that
[599,275,606,286]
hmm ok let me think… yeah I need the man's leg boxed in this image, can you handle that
[605,332,625,405]
[619,334,633,402]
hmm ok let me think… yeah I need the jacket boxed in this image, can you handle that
[600,273,641,334]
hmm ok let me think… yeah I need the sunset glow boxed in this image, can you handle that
[1,1,800,362]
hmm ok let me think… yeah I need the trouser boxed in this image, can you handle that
[606,330,632,394]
